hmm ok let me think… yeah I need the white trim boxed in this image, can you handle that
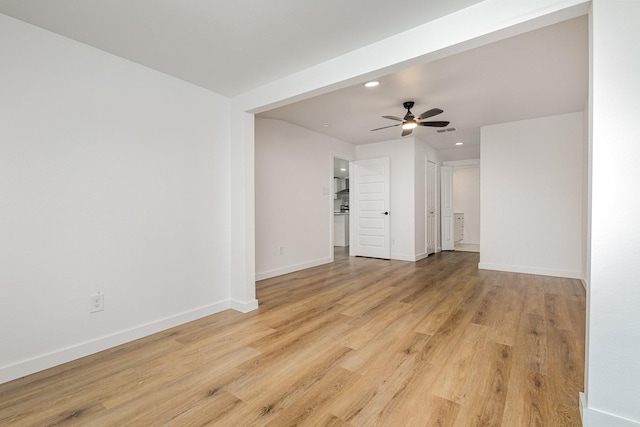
[443,158,480,167]
[229,299,259,313]
[580,393,640,427]
[415,252,429,261]
[425,156,438,259]
[331,151,355,257]
[255,257,333,281]
[0,300,232,385]
[391,253,418,262]
[478,262,581,279]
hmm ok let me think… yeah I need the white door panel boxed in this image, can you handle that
[350,158,390,259]
[426,160,436,255]
[441,165,454,251]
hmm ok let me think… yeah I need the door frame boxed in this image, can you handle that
[442,159,481,251]
[349,157,391,260]
[330,152,355,261]
[441,165,455,251]
[425,157,438,256]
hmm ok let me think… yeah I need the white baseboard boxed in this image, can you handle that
[415,252,429,261]
[580,393,640,426]
[255,257,333,281]
[390,253,415,262]
[580,270,588,290]
[0,299,254,385]
[230,298,259,313]
[478,262,581,279]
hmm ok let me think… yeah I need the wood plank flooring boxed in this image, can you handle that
[0,249,585,426]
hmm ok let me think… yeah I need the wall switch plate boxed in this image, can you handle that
[90,292,104,313]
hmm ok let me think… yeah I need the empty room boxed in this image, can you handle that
[1,1,639,426]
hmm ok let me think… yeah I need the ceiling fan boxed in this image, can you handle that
[371,101,449,137]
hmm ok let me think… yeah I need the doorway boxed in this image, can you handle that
[332,156,350,257]
[441,160,481,253]
[452,164,480,252]
[349,158,391,260]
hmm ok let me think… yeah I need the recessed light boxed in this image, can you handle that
[323,123,331,128]
[455,142,464,146]
[364,81,379,88]
[340,168,346,172]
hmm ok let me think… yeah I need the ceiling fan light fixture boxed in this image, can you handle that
[371,102,447,136]
[402,120,418,130]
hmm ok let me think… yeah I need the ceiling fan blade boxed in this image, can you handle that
[418,121,450,127]
[401,128,413,137]
[381,115,404,122]
[371,123,401,131]
[418,108,443,120]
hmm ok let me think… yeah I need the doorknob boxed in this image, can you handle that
[382,211,389,215]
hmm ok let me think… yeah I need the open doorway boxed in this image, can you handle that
[332,157,350,257]
[452,160,480,253]
[441,160,480,253]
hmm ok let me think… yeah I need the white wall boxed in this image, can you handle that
[0,15,232,383]
[582,1,640,425]
[229,107,258,312]
[355,137,441,261]
[254,118,355,280]
[356,138,416,261]
[479,112,584,278]
[453,165,481,245]
[254,128,442,270]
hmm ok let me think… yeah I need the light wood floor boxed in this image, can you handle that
[0,249,585,426]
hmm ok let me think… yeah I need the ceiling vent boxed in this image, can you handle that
[437,127,457,133]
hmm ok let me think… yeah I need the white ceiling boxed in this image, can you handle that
[259,16,588,159]
[0,2,588,161]
[0,0,484,97]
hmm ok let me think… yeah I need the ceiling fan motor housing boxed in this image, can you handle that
[403,101,415,120]
[370,101,448,135]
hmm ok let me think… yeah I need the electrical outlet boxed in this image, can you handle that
[90,292,104,313]
[279,246,284,256]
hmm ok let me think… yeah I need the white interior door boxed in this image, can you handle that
[349,158,390,259]
[441,165,454,251]
[426,160,436,255]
